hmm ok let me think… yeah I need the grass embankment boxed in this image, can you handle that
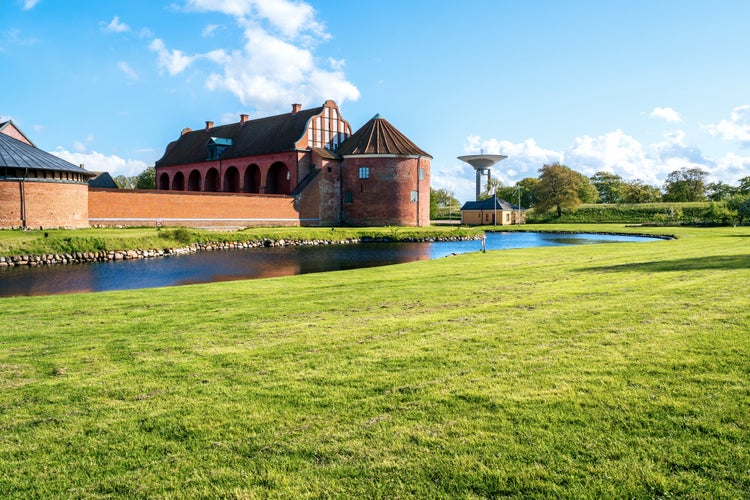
[527,202,712,224]
[0,226,481,257]
[0,226,748,497]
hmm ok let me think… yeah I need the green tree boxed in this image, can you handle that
[621,179,661,203]
[517,177,539,208]
[135,167,156,190]
[706,181,737,201]
[726,193,750,225]
[573,171,599,204]
[663,167,708,202]
[737,176,750,194]
[590,171,625,204]
[113,175,136,189]
[479,177,503,200]
[534,163,583,217]
[429,188,461,219]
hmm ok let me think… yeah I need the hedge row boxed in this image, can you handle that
[527,202,719,224]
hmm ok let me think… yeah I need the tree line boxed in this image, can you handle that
[114,167,156,190]
[431,164,750,223]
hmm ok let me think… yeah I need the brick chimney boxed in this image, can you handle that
[240,114,249,123]
[291,103,302,115]
[181,127,192,136]
[205,121,214,130]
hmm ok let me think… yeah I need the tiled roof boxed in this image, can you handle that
[336,114,431,158]
[461,196,521,211]
[155,106,325,167]
[0,132,95,176]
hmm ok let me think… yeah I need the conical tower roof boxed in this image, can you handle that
[337,114,431,158]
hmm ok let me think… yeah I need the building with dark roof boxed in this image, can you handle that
[461,195,526,225]
[154,100,432,226]
[0,120,95,228]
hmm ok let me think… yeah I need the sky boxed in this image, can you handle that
[2,0,750,203]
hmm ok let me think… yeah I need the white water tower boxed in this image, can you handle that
[458,154,508,201]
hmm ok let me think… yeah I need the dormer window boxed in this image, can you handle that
[207,137,232,160]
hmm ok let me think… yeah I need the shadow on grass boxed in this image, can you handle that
[582,254,750,273]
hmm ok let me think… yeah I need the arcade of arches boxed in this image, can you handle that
[157,162,291,195]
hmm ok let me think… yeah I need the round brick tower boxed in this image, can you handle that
[336,115,431,226]
[0,121,95,229]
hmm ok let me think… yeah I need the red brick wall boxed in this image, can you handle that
[341,156,430,226]
[0,180,89,228]
[89,189,302,227]
[155,151,301,195]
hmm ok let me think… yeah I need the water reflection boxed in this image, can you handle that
[0,232,659,297]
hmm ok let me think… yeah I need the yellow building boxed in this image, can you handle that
[460,195,525,225]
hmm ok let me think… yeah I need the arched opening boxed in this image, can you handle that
[243,164,260,193]
[158,172,170,190]
[204,168,219,192]
[173,171,185,191]
[223,166,240,193]
[266,162,291,195]
[187,170,202,191]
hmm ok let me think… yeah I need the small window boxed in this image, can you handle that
[410,191,418,203]
[344,191,353,203]
[358,167,369,179]
[418,168,425,181]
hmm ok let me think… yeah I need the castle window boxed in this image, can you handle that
[344,191,353,203]
[358,167,369,179]
[418,168,425,181]
[207,137,232,160]
[410,191,418,203]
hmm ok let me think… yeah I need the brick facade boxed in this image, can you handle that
[89,189,302,227]
[341,156,430,226]
[0,180,89,229]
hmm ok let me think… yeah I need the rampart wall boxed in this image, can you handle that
[89,188,307,227]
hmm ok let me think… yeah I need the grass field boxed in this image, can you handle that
[0,225,748,497]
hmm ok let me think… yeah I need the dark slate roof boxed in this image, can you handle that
[0,132,95,176]
[155,106,325,167]
[461,197,521,211]
[336,114,431,158]
[88,171,119,188]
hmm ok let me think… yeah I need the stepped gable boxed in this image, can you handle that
[155,105,325,167]
[336,114,431,158]
[0,131,94,177]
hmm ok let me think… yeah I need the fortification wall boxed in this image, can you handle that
[0,180,89,229]
[89,188,306,227]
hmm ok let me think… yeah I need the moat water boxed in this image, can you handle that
[0,232,660,297]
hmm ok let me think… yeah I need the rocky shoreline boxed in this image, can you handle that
[0,235,479,268]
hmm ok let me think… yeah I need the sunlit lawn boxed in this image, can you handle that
[0,225,748,497]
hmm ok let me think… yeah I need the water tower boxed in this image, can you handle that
[458,154,508,201]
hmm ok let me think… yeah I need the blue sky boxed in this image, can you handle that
[2,0,750,203]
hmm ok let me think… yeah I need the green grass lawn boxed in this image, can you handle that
[0,225,748,497]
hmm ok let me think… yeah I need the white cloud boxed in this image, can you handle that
[440,128,750,204]
[649,107,681,123]
[705,105,750,146]
[204,19,358,113]
[712,152,750,184]
[117,61,139,81]
[0,28,40,51]
[202,24,220,37]
[149,38,195,75]
[104,16,130,33]
[22,0,41,10]
[150,0,358,114]
[186,0,327,40]
[53,148,148,177]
